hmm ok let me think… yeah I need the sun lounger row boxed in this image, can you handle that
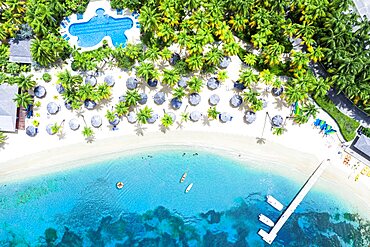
[313,119,337,136]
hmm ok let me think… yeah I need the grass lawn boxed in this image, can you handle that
[314,96,359,142]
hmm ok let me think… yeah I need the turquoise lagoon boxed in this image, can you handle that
[0,148,369,246]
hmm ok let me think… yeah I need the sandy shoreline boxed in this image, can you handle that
[1,130,369,218]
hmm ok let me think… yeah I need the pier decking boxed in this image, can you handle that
[258,159,331,244]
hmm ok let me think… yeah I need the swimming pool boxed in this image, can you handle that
[69,8,133,48]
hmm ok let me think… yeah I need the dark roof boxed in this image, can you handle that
[350,135,370,167]
[0,84,18,132]
[9,39,32,64]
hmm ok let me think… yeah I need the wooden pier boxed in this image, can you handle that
[258,159,331,244]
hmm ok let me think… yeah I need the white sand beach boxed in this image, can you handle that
[0,55,369,217]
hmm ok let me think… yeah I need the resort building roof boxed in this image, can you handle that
[348,135,370,167]
[0,84,19,132]
[352,0,370,19]
[9,39,32,64]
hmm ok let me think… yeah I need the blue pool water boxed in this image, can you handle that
[0,149,369,246]
[69,8,133,48]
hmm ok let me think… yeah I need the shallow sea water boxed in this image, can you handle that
[0,149,369,246]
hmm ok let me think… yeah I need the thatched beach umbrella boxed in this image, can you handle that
[170,53,181,65]
[230,95,243,107]
[147,78,158,87]
[154,92,166,105]
[47,102,59,114]
[139,93,148,105]
[207,77,220,90]
[69,118,80,130]
[233,81,246,90]
[190,111,202,122]
[272,115,284,127]
[46,124,55,135]
[85,75,97,87]
[126,77,138,89]
[244,111,256,124]
[127,111,137,123]
[91,115,102,128]
[64,101,72,110]
[171,98,182,109]
[104,75,115,87]
[219,112,233,123]
[34,86,46,98]
[119,95,126,102]
[168,112,176,122]
[178,76,189,88]
[84,99,97,110]
[219,56,231,69]
[272,86,284,97]
[56,84,65,94]
[147,113,158,124]
[209,94,220,105]
[26,125,37,137]
[189,93,201,106]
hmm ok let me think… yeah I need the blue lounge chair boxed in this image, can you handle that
[313,118,321,127]
[66,16,71,23]
[135,14,140,19]
[66,36,70,41]
[136,24,141,28]
[77,13,83,20]
[325,129,337,135]
[117,9,123,15]
[60,22,66,28]
[62,34,68,39]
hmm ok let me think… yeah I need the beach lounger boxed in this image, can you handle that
[77,13,83,20]
[66,36,70,41]
[62,34,68,39]
[60,22,66,28]
[66,16,71,23]
[117,9,123,15]
[135,14,140,19]
[313,118,321,127]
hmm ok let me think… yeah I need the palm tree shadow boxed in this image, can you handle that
[161,85,173,96]
[256,137,266,144]
[157,60,168,71]
[75,109,85,118]
[86,136,95,143]
[202,115,211,126]
[176,121,184,129]
[260,89,270,98]
[57,131,66,140]
[273,97,288,110]
[135,123,147,136]
[0,140,9,150]
[159,124,168,133]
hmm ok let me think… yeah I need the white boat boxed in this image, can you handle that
[180,172,187,183]
[259,214,275,227]
[185,183,193,193]
[267,195,283,211]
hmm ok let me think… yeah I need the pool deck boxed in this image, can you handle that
[60,0,140,51]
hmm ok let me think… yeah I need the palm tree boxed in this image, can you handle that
[187,77,203,93]
[207,106,220,120]
[302,102,318,119]
[259,69,274,85]
[125,89,141,107]
[160,47,172,61]
[13,92,33,108]
[137,106,153,124]
[96,83,111,100]
[30,38,54,66]
[223,42,239,56]
[180,111,190,123]
[217,70,228,82]
[16,75,36,91]
[205,47,223,66]
[139,6,160,32]
[239,68,258,88]
[285,84,307,104]
[162,69,180,87]
[186,54,204,71]
[157,23,174,42]
[308,46,325,63]
[82,126,94,140]
[309,78,331,98]
[173,87,186,100]
[161,113,174,128]
[293,114,309,125]
[145,46,160,62]
[243,53,257,66]
[0,132,7,144]
[229,14,247,31]
[78,84,94,101]
[50,122,61,135]
[136,62,155,81]
[273,127,287,136]
[115,102,129,117]
[105,110,116,123]
[290,51,310,70]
